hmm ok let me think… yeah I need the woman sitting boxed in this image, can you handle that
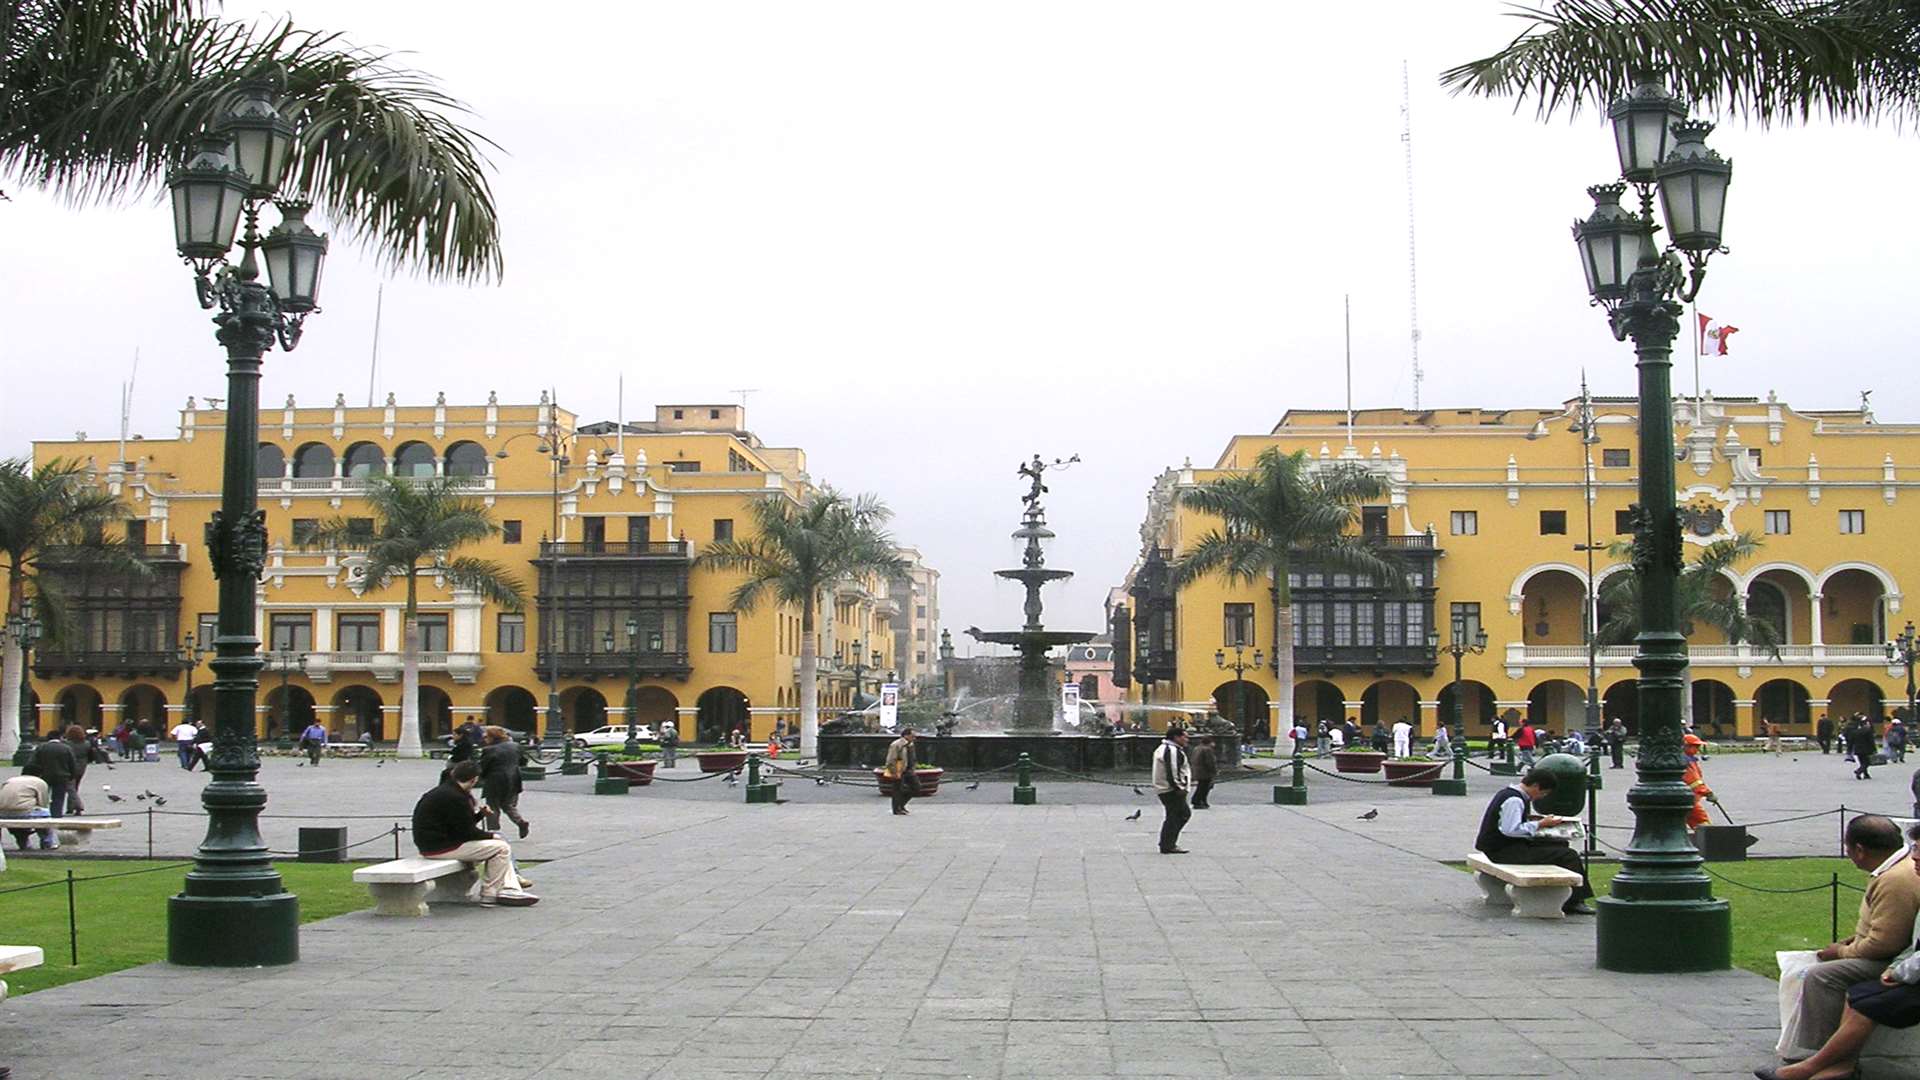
[1759,824,1920,1079]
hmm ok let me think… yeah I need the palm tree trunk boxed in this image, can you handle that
[799,595,819,761]
[398,569,424,759]
[1,568,24,758]
[1271,572,1295,745]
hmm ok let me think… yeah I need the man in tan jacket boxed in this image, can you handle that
[1783,814,1920,1058]
[883,728,918,816]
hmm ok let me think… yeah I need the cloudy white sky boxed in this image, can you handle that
[4,2,1918,645]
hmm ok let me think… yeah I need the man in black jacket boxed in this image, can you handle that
[1475,767,1594,916]
[30,728,80,820]
[477,726,529,838]
[411,762,538,907]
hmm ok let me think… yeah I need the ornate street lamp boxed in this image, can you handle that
[163,78,328,968]
[849,637,866,713]
[1886,623,1919,731]
[623,615,643,755]
[5,597,43,745]
[1213,643,1264,745]
[264,651,309,741]
[1429,617,1487,796]
[1571,74,1733,973]
[177,631,211,728]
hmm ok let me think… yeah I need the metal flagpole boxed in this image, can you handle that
[1344,294,1354,447]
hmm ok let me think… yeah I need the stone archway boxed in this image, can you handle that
[418,686,454,741]
[629,686,679,732]
[1361,680,1420,735]
[1692,679,1737,736]
[1827,678,1886,723]
[331,685,384,742]
[1211,680,1272,741]
[118,684,168,731]
[696,686,750,743]
[56,685,102,733]
[560,686,607,734]
[1526,679,1586,734]
[1435,679,1496,734]
[263,685,317,739]
[1601,681,1640,734]
[1757,678,1813,729]
[1293,679,1347,730]
[484,685,538,738]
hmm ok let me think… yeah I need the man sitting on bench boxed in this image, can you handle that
[410,762,539,908]
[1475,766,1594,916]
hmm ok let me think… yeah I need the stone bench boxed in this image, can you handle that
[0,944,43,1003]
[0,817,122,850]
[351,857,480,917]
[1466,852,1584,919]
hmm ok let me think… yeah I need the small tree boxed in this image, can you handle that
[0,458,135,756]
[1595,531,1782,726]
[1173,448,1403,740]
[697,489,907,760]
[310,477,523,757]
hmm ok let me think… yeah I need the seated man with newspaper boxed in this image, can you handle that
[1778,814,1920,1062]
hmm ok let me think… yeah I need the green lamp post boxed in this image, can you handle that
[1572,74,1734,973]
[164,79,328,967]
[1429,617,1485,796]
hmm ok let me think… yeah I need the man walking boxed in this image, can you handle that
[1817,713,1835,755]
[1152,725,1193,854]
[298,719,328,766]
[659,718,679,769]
[478,726,530,838]
[1391,716,1413,759]
[410,761,538,907]
[168,717,198,769]
[1849,715,1878,780]
[1766,718,1784,756]
[884,727,918,816]
[1489,715,1508,760]
[1514,719,1538,768]
[1778,815,1920,1062]
[1473,767,1594,916]
[1190,735,1217,810]
[1606,718,1627,769]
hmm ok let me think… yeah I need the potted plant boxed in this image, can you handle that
[1381,758,1443,787]
[1331,749,1386,774]
[606,759,658,786]
[874,765,944,797]
[695,748,751,773]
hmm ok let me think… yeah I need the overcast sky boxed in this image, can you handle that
[4,1,1918,650]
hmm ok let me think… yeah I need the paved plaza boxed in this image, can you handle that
[2,749,1919,1078]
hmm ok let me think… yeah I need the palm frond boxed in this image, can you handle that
[0,0,502,280]
[436,556,525,611]
[1440,0,1920,126]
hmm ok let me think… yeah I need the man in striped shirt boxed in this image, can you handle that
[1152,726,1193,854]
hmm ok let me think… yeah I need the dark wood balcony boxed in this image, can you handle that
[534,650,694,682]
[33,649,187,679]
[1293,643,1439,677]
[536,540,690,559]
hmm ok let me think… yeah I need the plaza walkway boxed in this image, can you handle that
[1,751,1916,1078]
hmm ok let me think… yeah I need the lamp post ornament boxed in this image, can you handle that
[1888,623,1919,729]
[1430,619,1486,797]
[1214,643,1263,746]
[163,78,328,968]
[1571,72,1734,973]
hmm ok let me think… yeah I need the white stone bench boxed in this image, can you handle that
[0,945,43,1003]
[1466,852,1584,919]
[352,856,480,917]
[0,816,123,850]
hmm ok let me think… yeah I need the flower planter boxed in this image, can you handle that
[874,768,943,797]
[1332,750,1386,774]
[1382,760,1443,787]
[695,750,751,774]
[606,760,658,786]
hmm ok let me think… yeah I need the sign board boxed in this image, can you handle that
[879,683,900,730]
[1061,681,1081,727]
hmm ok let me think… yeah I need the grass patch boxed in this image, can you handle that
[0,858,374,995]
[1587,858,1858,979]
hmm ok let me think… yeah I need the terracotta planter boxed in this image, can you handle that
[874,768,943,797]
[695,750,751,773]
[1332,750,1386,774]
[1382,760,1443,787]
[606,760,658,786]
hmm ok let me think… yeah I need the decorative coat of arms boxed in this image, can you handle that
[1675,487,1737,546]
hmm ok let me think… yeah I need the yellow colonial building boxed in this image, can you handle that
[1121,393,1914,740]
[26,397,919,745]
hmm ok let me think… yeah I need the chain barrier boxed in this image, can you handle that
[264,825,403,858]
[1301,761,1409,785]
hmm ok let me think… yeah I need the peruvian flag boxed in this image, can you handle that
[1699,312,1740,356]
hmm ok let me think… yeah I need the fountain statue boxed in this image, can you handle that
[965,454,1096,730]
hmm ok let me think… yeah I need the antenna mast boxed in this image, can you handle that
[1401,60,1424,411]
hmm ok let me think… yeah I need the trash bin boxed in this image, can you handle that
[297,826,349,863]
[1694,824,1756,861]
[143,744,160,763]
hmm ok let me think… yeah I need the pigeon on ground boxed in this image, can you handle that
[726,771,739,786]
[136,793,148,801]
[1131,786,1144,796]
[965,781,980,791]
[153,797,168,806]
[142,790,158,799]
[297,762,306,767]
[105,792,124,803]
[1357,808,1378,821]
[1125,809,1142,821]
[375,759,384,767]
[815,777,829,786]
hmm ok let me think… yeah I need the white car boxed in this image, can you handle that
[572,724,655,749]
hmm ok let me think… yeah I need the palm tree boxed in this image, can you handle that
[1171,448,1402,740]
[1442,1,1920,127]
[2,0,501,278]
[309,477,523,757]
[0,457,133,757]
[1595,531,1782,726]
[697,489,908,761]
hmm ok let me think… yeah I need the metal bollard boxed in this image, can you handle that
[1432,736,1467,797]
[1013,752,1037,805]
[1586,742,1604,792]
[745,752,779,804]
[1491,739,1519,776]
[593,752,629,796]
[1274,749,1308,805]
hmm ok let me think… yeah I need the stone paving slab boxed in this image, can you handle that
[4,750,1920,1077]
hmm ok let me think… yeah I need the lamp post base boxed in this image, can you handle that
[167,891,299,967]
[1595,896,1731,972]
[1430,778,1467,796]
[1273,785,1307,805]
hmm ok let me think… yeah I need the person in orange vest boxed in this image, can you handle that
[1682,733,1717,831]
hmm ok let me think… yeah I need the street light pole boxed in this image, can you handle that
[1572,378,1607,815]
[177,631,210,730]
[4,599,42,748]
[850,637,865,714]
[1430,618,1486,796]
[164,80,328,967]
[1571,73,1734,973]
[1887,623,1919,733]
[1214,643,1264,746]
[623,615,641,755]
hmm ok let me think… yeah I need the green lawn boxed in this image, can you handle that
[0,859,373,995]
[1589,857,1856,979]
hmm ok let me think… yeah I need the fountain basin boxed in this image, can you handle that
[820,732,1237,773]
